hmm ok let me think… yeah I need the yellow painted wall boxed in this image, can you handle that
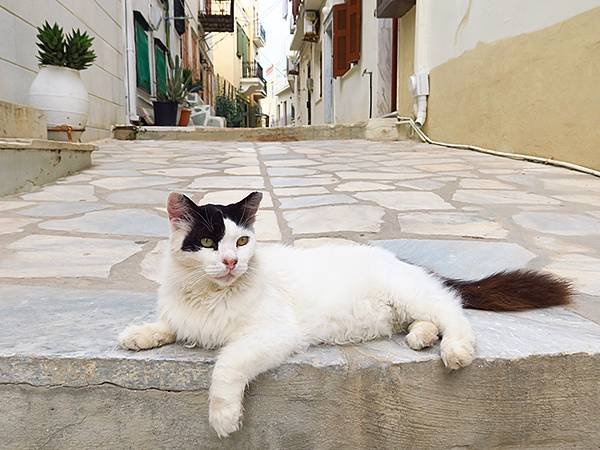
[397,6,415,117]
[211,0,258,91]
[424,7,600,170]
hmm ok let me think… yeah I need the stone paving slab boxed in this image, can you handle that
[0,284,599,389]
[1,138,600,447]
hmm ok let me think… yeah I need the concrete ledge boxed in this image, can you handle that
[112,120,406,142]
[0,100,47,140]
[0,139,95,196]
[1,284,599,448]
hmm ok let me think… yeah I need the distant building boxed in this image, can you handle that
[127,0,216,125]
[204,0,266,127]
[289,0,394,125]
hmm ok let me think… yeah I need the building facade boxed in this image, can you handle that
[0,0,215,141]
[0,0,126,141]
[289,0,394,126]
[378,0,600,171]
[124,0,216,125]
[204,0,266,127]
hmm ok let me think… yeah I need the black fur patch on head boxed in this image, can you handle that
[169,192,262,252]
[219,192,263,228]
[181,204,225,251]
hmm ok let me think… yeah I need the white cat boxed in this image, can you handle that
[119,192,571,438]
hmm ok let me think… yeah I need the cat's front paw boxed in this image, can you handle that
[209,396,243,438]
[118,323,174,351]
[440,338,475,370]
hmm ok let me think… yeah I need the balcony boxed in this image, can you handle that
[199,0,234,32]
[253,20,266,47]
[240,61,267,97]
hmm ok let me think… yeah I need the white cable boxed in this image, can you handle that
[395,116,600,178]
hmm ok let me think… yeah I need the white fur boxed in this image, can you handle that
[119,219,475,437]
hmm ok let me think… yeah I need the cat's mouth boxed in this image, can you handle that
[212,272,237,284]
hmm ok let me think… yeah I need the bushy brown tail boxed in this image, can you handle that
[443,270,573,311]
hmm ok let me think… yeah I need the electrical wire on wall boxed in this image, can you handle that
[395,115,600,178]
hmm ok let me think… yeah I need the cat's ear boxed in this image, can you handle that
[231,191,262,227]
[167,192,196,231]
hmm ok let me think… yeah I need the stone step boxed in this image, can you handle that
[0,100,47,140]
[112,119,405,142]
[1,283,599,448]
[0,139,94,196]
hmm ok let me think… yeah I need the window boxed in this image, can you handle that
[174,0,185,35]
[332,0,361,78]
[134,13,151,93]
[236,23,250,63]
[154,41,168,97]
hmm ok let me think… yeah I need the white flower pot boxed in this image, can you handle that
[28,65,89,141]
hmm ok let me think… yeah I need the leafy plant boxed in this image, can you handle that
[182,68,202,107]
[36,22,66,66]
[65,29,96,70]
[36,21,96,70]
[159,56,202,104]
[216,94,246,127]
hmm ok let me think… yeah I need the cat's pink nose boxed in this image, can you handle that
[222,258,238,270]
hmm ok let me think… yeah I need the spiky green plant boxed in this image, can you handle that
[158,55,185,103]
[65,29,96,70]
[35,22,96,70]
[36,21,66,66]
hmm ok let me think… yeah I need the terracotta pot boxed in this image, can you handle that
[178,108,192,126]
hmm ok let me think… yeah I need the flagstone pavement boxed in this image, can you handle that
[1,138,600,325]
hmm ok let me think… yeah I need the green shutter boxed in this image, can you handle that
[134,19,151,93]
[236,23,249,64]
[154,44,167,97]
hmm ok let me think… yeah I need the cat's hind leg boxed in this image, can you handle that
[118,321,176,351]
[389,264,476,369]
[406,320,439,350]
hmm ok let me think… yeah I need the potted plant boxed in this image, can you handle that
[153,56,185,126]
[28,22,96,142]
[153,56,202,126]
[177,68,202,126]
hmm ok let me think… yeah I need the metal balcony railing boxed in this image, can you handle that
[254,19,266,42]
[242,61,266,87]
[199,0,234,32]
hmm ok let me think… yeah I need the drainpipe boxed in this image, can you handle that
[411,0,430,127]
[123,0,139,122]
[362,69,373,119]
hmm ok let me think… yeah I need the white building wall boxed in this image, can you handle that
[293,0,392,125]
[421,0,600,72]
[0,0,126,141]
[259,0,295,127]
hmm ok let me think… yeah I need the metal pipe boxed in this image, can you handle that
[396,115,600,178]
[362,69,373,119]
[122,0,139,122]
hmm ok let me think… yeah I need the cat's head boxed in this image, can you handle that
[166,191,262,287]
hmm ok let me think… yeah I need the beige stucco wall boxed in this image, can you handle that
[396,5,414,117]
[424,7,600,170]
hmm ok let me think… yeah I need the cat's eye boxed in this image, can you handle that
[236,236,249,247]
[200,238,214,248]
